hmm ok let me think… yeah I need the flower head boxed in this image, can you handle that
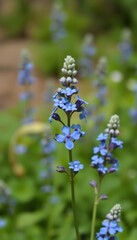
[96,204,123,239]
[91,115,123,175]
[69,160,84,172]
[55,125,85,150]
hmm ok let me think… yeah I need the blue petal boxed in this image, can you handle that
[93,147,99,154]
[71,131,81,140]
[62,126,70,135]
[55,134,65,142]
[100,227,108,234]
[65,139,74,150]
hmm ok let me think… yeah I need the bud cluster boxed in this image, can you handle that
[60,55,78,86]
[106,204,121,222]
[105,114,120,137]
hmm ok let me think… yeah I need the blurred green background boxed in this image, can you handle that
[0,0,137,239]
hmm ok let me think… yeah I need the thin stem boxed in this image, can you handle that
[70,153,80,240]
[90,176,102,240]
[68,115,80,240]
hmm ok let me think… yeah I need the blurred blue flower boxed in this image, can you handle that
[0,218,7,229]
[18,62,35,85]
[69,160,84,172]
[19,91,34,101]
[15,144,27,154]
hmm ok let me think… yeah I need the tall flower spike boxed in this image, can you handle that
[105,114,120,137]
[60,55,78,86]
[91,114,123,174]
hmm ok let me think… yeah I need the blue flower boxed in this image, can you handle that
[109,138,123,150]
[97,219,123,239]
[53,97,69,109]
[63,102,77,112]
[20,91,34,101]
[60,87,78,96]
[129,108,137,123]
[15,144,27,154]
[97,133,108,142]
[18,62,35,85]
[55,126,83,150]
[69,160,84,172]
[93,146,107,156]
[91,155,104,165]
[71,124,85,137]
[41,139,56,154]
[0,218,7,229]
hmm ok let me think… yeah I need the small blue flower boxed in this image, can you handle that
[71,124,85,137]
[96,219,123,239]
[53,97,69,109]
[18,62,35,85]
[0,218,7,229]
[15,144,27,154]
[55,126,83,150]
[61,87,78,96]
[97,133,108,142]
[91,155,104,165]
[69,160,84,172]
[20,91,34,101]
[110,138,123,150]
[64,102,77,112]
[41,139,56,154]
[129,108,137,124]
[93,146,107,156]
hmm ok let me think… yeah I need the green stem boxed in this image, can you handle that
[90,176,102,240]
[68,115,80,240]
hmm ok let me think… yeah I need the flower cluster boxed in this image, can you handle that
[91,115,123,174]
[129,82,137,124]
[18,49,36,124]
[96,204,123,239]
[119,28,133,63]
[50,2,67,42]
[0,180,15,228]
[39,130,56,194]
[50,56,87,151]
[79,33,96,78]
[50,55,87,174]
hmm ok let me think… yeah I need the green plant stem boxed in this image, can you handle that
[67,114,80,240]
[90,176,102,240]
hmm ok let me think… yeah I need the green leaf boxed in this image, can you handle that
[16,210,45,229]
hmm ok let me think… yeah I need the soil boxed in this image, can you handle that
[0,39,52,110]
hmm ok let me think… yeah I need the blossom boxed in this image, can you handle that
[15,144,27,154]
[91,115,123,175]
[18,62,35,85]
[60,86,78,96]
[53,97,69,109]
[55,125,84,150]
[96,204,123,240]
[69,160,84,172]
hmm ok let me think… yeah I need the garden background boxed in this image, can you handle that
[0,0,137,239]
